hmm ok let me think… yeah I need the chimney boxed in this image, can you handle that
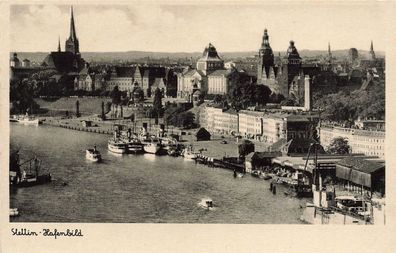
[304,75,311,111]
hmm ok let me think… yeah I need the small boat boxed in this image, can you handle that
[16,113,41,125]
[143,142,161,154]
[15,173,52,187]
[284,183,313,198]
[10,156,52,187]
[125,139,144,154]
[108,140,127,154]
[142,137,161,154]
[18,117,40,125]
[10,208,19,217]
[181,145,198,160]
[198,198,215,210]
[86,148,101,162]
[251,170,260,178]
[183,151,197,160]
[167,148,180,157]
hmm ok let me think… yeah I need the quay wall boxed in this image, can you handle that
[42,121,113,135]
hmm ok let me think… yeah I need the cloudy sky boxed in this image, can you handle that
[10,2,389,53]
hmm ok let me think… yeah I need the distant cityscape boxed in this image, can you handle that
[9,6,385,225]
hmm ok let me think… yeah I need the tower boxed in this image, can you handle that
[196,43,224,75]
[304,75,311,111]
[58,36,61,52]
[286,40,302,86]
[65,6,80,54]
[257,28,275,84]
[328,42,332,64]
[369,40,376,61]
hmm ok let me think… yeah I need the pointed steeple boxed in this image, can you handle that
[65,6,80,54]
[58,36,61,52]
[328,42,332,64]
[70,6,77,40]
[328,42,331,55]
[369,40,376,60]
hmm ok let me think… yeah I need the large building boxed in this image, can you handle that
[320,122,385,158]
[42,7,85,74]
[256,29,322,98]
[177,43,241,101]
[200,105,318,143]
[105,66,177,97]
[199,105,238,135]
[10,53,40,81]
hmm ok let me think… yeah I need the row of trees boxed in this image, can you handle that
[211,82,284,111]
[314,82,385,123]
[10,80,40,114]
[163,105,196,129]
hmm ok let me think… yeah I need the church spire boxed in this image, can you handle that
[58,36,61,52]
[328,42,332,61]
[65,6,80,54]
[69,6,77,40]
[328,42,331,55]
[369,40,376,60]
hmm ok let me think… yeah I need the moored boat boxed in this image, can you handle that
[181,145,198,160]
[143,142,161,154]
[167,148,180,157]
[108,140,127,154]
[18,117,40,125]
[125,139,144,154]
[9,155,52,187]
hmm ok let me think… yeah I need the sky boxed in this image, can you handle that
[10,2,390,53]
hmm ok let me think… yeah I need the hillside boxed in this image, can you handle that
[12,49,384,64]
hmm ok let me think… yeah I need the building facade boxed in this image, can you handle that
[200,106,317,143]
[178,43,242,101]
[320,125,385,158]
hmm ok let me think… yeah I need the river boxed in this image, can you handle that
[10,123,307,223]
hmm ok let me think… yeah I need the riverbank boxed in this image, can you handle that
[39,115,271,159]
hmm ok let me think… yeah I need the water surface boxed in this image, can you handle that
[10,123,307,223]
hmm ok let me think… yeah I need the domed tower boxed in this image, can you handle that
[196,43,224,75]
[286,40,301,65]
[257,29,275,84]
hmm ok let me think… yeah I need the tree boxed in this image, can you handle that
[213,94,223,104]
[164,106,183,125]
[254,85,272,106]
[76,100,80,117]
[10,79,40,114]
[238,140,255,158]
[327,137,351,155]
[178,111,195,129]
[280,97,298,106]
[153,87,163,117]
[110,86,121,105]
[101,101,106,120]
